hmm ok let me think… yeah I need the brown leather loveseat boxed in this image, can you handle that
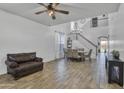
[5,52,43,80]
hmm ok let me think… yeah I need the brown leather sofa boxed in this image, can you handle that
[5,52,43,80]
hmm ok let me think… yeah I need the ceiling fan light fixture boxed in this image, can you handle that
[48,10,54,16]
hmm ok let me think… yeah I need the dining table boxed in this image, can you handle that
[78,50,86,61]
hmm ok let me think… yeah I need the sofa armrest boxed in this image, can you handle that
[5,60,19,68]
[35,57,43,62]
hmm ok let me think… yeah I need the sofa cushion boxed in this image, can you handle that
[7,52,36,63]
[14,62,43,72]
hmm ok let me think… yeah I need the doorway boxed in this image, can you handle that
[98,36,108,53]
[100,40,108,53]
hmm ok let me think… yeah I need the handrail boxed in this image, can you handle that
[77,33,98,55]
[78,33,97,47]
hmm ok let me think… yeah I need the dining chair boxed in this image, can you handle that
[84,49,92,61]
[67,49,73,59]
[78,48,84,51]
[72,49,81,61]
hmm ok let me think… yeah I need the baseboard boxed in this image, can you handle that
[45,57,64,63]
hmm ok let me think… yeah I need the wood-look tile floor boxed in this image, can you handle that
[0,53,122,89]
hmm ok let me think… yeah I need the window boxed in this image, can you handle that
[92,17,98,27]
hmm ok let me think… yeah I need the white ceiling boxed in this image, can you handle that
[0,3,120,26]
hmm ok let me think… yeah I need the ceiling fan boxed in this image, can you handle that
[35,3,69,20]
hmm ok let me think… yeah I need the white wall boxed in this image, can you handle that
[109,4,124,60]
[0,10,56,74]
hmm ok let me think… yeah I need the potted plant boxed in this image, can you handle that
[112,50,120,59]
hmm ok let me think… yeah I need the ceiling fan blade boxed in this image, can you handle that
[38,3,48,8]
[55,3,60,6]
[52,15,56,20]
[35,10,47,15]
[55,9,69,14]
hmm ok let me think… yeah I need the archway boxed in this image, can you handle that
[97,36,109,53]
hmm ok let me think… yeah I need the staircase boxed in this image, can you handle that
[68,16,109,58]
[68,32,98,57]
[78,33,98,55]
